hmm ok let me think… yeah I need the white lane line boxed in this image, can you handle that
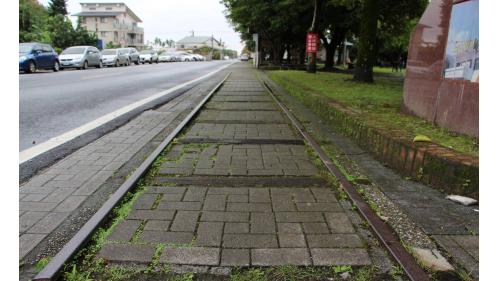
[20,61,235,164]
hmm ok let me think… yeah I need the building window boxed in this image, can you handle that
[80,17,86,24]
[101,31,107,37]
[89,7,96,10]
[100,17,107,23]
[106,7,112,10]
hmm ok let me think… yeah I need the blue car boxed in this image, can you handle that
[19,42,60,73]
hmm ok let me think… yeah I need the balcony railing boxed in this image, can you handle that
[113,22,144,33]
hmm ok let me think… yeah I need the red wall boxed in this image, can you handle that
[402,0,479,137]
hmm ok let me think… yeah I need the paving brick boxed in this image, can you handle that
[183,187,207,201]
[228,203,272,212]
[221,249,250,266]
[140,230,193,244]
[19,212,48,233]
[160,247,220,266]
[128,210,175,220]
[307,234,363,248]
[27,212,69,234]
[107,220,142,241]
[201,211,249,222]
[303,223,330,234]
[277,223,302,234]
[132,194,158,209]
[157,201,202,211]
[170,211,199,232]
[41,188,74,203]
[311,248,371,265]
[310,188,338,202]
[195,222,223,247]
[54,196,87,212]
[73,171,113,196]
[296,203,343,212]
[249,188,271,203]
[20,201,57,212]
[227,194,248,202]
[251,212,276,233]
[325,213,355,233]
[223,234,278,248]
[21,193,48,202]
[98,244,156,264]
[271,195,296,211]
[161,193,184,202]
[275,212,325,222]
[225,222,249,233]
[144,220,170,231]
[207,187,248,195]
[145,186,186,194]
[278,233,307,248]
[20,234,46,259]
[251,248,311,266]
[203,195,226,211]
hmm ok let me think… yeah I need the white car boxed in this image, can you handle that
[158,52,175,62]
[179,53,196,62]
[139,50,159,64]
[192,54,205,61]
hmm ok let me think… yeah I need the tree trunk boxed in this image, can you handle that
[320,33,334,70]
[353,0,379,83]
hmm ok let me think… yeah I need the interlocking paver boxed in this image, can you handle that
[170,211,199,232]
[223,234,278,248]
[98,244,156,264]
[195,222,223,247]
[160,247,220,266]
[311,248,371,265]
[307,234,364,248]
[251,248,311,266]
[107,220,142,242]
[140,230,193,244]
[221,249,250,266]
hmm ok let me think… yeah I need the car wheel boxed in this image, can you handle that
[53,61,60,72]
[135,60,139,65]
[27,60,36,73]
[82,61,88,70]
[126,59,130,66]
[97,61,103,68]
[115,60,119,67]
[156,59,159,64]
[149,59,153,64]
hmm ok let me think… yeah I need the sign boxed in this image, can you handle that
[306,32,319,53]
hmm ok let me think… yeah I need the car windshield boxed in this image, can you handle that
[121,49,131,54]
[140,50,154,54]
[61,47,86,55]
[102,50,117,55]
[19,44,35,53]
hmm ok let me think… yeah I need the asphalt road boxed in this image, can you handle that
[19,60,233,152]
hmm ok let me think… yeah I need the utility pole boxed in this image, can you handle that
[220,38,223,60]
[210,35,214,61]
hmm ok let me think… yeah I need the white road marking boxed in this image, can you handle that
[20,61,235,164]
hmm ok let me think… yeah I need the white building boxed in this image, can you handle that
[175,35,222,51]
[73,2,144,48]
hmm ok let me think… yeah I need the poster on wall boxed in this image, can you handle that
[443,0,479,83]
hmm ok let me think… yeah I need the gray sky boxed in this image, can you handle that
[38,0,243,52]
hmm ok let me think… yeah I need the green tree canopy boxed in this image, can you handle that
[48,0,68,16]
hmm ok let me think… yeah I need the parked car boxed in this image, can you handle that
[139,50,159,64]
[120,47,140,65]
[178,53,196,62]
[240,54,249,61]
[158,52,176,62]
[101,49,129,67]
[192,54,205,61]
[59,46,102,70]
[19,42,60,73]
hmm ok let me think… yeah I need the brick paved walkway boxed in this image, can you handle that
[98,64,374,268]
[19,74,226,262]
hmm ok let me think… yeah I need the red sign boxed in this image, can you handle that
[306,32,319,53]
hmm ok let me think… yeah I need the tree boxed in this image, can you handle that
[20,0,49,42]
[105,41,120,49]
[353,0,379,82]
[48,0,68,16]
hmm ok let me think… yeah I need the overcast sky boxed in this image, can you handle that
[38,0,243,52]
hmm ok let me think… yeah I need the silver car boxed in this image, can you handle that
[139,50,159,64]
[101,49,129,67]
[120,47,140,65]
[59,46,102,70]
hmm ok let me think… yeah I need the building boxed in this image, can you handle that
[175,35,222,51]
[73,2,144,48]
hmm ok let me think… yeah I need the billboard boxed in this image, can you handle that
[443,0,479,83]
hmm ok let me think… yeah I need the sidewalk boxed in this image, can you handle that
[19,71,227,267]
[94,63,394,277]
[263,73,479,279]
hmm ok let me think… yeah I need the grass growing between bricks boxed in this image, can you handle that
[268,70,478,157]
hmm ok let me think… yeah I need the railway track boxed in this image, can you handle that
[34,68,429,281]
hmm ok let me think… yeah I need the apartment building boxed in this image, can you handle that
[73,2,144,48]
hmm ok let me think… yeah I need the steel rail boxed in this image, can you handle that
[261,80,430,281]
[33,72,231,281]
